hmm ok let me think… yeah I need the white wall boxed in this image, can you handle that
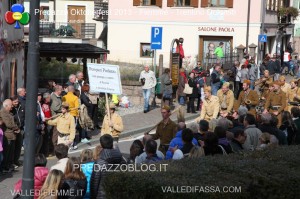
[107,21,260,67]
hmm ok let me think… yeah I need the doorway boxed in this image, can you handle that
[68,5,86,38]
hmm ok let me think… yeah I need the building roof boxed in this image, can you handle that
[25,42,109,58]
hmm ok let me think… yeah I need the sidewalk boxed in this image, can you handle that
[77,104,199,147]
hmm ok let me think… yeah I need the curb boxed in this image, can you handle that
[76,114,199,148]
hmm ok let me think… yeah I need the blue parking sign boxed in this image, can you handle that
[151,27,162,50]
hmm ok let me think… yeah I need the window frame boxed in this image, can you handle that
[140,43,153,58]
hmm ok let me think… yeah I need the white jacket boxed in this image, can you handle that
[139,70,157,89]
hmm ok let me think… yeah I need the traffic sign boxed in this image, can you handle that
[151,27,162,50]
[258,34,267,43]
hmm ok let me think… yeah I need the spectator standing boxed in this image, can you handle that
[210,65,222,96]
[240,64,249,84]
[160,68,173,107]
[50,85,63,146]
[41,93,53,156]
[10,95,25,167]
[17,87,26,110]
[187,72,198,113]
[249,60,258,90]
[139,65,157,113]
[74,71,85,93]
[177,68,187,105]
[143,139,163,163]
[66,74,76,87]
[280,111,297,145]
[0,99,20,172]
[128,140,144,164]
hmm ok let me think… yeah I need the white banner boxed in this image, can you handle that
[87,64,122,95]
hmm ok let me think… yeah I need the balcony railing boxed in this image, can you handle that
[39,22,96,39]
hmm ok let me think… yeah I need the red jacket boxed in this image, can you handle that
[15,167,49,199]
[42,103,52,119]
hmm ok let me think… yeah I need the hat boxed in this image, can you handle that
[243,80,251,85]
[279,75,286,81]
[109,102,116,109]
[204,86,211,93]
[162,105,171,112]
[222,82,230,88]
[37,92,42,96]
[61,102,69,109]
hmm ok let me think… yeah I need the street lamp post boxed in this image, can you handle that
[21,0,41,198]
[246,0,251,53]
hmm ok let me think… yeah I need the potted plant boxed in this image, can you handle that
[286,7,299,19]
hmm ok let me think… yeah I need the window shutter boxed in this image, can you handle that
[167,0,174,7]
[156,0,163,7]
[190,0,199,7]
[226,0,234,8]
[133,0,140,6]
[201,0,209,7]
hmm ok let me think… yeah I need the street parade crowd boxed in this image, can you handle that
[0,50,300,198]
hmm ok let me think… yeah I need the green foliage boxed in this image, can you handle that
[278,7,299,19]
[103,146,300,199]
[39,58,82,79]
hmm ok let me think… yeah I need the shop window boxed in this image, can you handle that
[168,0,199,7]
[140,43,153,58]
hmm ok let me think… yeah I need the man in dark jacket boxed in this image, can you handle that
[17,87,26,110]
[10,95,25,167]
[90,134,126,199]
[230,128,246,153]
[211,65,222,96]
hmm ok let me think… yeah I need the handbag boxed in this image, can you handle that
[183,83,193,94]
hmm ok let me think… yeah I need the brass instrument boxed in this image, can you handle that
[245,100,251,105]
[254,74,275,86]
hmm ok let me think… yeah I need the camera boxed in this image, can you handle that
[141,78,146,86]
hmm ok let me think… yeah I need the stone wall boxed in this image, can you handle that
[122,82,160,106]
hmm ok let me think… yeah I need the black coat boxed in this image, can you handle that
[90,148,126,199]
[58,178,87,199]
[11,104,25,129]
[80,93,94,118]
[187,78,198,98]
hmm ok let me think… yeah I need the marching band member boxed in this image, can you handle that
[233,80,259,117]
[217,82,234,113]
[286,79,300,112]
[279,75,291,95]
[196,86,220,122]
[263,81,287,127]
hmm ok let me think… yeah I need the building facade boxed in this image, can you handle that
[0,0,25,102]
[107,0,295,68]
